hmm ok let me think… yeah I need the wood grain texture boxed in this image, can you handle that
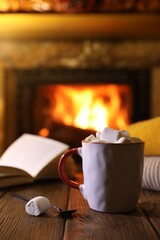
[139,190,160,236]
[1,180,160,240]
[65,188,160,240]
[0,180,69,240]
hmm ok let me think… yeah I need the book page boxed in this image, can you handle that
[0,134,69,178]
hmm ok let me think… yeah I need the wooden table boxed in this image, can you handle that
[1,179,160,240]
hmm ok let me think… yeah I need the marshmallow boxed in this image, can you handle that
[119,130,131,139]
[100,127,123,143]
[115,137,131,144]
[91,139,109,143]
[130,137,142,143]
[84,127,142,144]
[84,134,96,142]
[25,196,51,216]
[96,131,101,139]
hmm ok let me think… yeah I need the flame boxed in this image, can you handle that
[74,96,108,131]
[38,128,49,137]
[37,84,132,135]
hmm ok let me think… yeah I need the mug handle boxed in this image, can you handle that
[58,148,81,189]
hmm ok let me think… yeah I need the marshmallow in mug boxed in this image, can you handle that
[85,127,141,144]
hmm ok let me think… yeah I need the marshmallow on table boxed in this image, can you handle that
[25,196,51,216]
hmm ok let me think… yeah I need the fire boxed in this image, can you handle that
[51,85,110,131]
[36,84,132,136]
[74,94,108,131]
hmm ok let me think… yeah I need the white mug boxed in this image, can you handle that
[58,141,144,213]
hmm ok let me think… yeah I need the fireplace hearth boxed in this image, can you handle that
[2,68,150,150]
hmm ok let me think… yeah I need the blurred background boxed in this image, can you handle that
[0,0,160,153]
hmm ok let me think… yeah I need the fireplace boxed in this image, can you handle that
[0,12,160,155]
[1,67,150,151]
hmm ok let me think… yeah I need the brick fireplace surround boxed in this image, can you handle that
[0,14,160,154]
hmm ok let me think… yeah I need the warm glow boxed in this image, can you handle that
[74,96,108,131]
[51,86,111,131]
[39,127,49,137]
[0,0,51,12]
[36,84,132,133]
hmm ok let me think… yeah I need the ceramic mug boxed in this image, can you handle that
[58,141,144,213]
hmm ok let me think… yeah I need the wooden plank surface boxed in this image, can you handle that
[0,180,160,240]
[139,190,160,236]
[65,188,160,240]
[0,180,69,240]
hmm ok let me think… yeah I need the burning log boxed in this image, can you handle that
[49,122,96,148]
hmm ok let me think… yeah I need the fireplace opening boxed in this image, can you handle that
[34,83,132,147]
[4,68,150,150]
[17,68,150,147]
[34,83,132,132]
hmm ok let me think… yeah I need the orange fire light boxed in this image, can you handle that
[36,84,132,137]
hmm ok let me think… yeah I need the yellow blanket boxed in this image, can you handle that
[127,117,160,156]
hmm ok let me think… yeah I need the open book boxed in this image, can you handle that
[0,134,69,188]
